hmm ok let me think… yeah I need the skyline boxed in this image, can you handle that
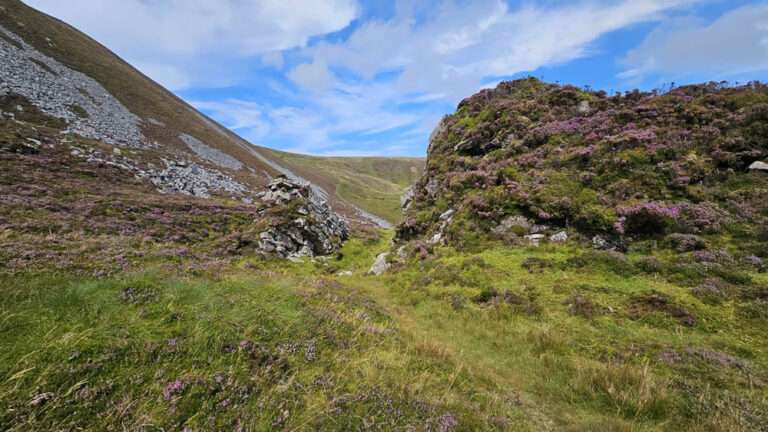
[25,0,768,157]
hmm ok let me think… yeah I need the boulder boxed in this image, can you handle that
[749,161,768,172]
[591,235,623,251]
[550,231,568,242]
[368,252,391,275]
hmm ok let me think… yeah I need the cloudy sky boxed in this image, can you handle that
[25,0,768,156]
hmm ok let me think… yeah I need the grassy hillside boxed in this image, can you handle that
[3,218,767,430]
[258,147,424,224]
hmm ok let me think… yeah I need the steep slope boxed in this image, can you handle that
[257,146,424,225]
[0,0,416,226]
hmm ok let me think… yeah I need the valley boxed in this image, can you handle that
[1,0,767,431]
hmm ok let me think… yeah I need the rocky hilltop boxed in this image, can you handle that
[397,78,768,267]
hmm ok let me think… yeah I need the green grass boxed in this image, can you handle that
[3,234,767,431]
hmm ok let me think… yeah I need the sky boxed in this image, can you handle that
[24,0,768,157]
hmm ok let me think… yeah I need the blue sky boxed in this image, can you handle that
[25,0,768,156]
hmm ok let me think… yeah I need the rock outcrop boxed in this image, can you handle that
[257,177,349,257]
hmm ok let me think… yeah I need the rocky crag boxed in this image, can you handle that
[256,177,349,257]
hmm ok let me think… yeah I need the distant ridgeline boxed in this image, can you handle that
[397,78,768,262]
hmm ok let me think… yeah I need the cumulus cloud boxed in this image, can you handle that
[264,0,702,154]
[25,0,359,89]
[26,0,725,156]
[620,4,768,80]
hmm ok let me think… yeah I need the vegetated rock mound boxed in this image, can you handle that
[397,77,768,260]
[257,176,349,257]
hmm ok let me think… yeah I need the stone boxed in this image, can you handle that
[113,148,121,155]
[497,215,531,232]
[179,133,243,170]
[396,246,406,260]
[424,177,440,197]
[591,235,623,251]
[550,231,568,242]
[367,252,391,275]
[529,224,549,235]
[148,158,247,198]
[287,256,304,264]
[427,233,442,245]
[337,271,353,276]
[427,115,450,155]
[439,208,455,221]
[749,161,768,172]
[525,234,546,245]
[401,184,416,211]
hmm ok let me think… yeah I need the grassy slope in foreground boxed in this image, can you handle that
[1,114,766,429]
[2,232,767,431]
[258,146,425,225]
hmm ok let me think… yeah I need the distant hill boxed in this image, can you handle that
[257,147,424,225]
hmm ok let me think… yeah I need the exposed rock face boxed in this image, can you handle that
[257,177,349,257]
[179,133,243,170]
[400,184,416,213]
[0,26,146,147]
[145,159,247,198]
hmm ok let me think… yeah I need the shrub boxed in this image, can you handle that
[667,234,709,252]
[617,203,679,235]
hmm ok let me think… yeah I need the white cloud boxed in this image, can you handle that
[620,4,768,80]
[255,0,701,154]
[25,0,359,89]
[302,0,701,102]
[262,51,285,70]
[288,60,334,92]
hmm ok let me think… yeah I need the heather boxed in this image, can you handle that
[398,77,768,264]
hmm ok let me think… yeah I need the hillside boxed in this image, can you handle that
[0,0,418,226]
[398,77,768,256]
